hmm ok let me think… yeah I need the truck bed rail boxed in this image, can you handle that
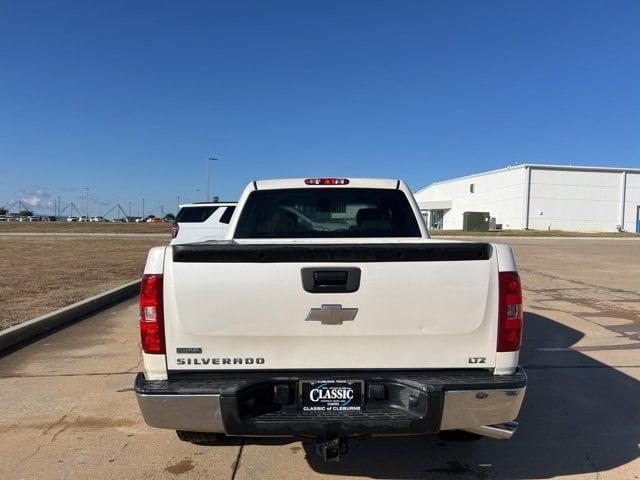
[172,242,492,263]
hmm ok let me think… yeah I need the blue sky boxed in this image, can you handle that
[1,1,638,216]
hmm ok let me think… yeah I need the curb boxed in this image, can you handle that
[0,279,141,353]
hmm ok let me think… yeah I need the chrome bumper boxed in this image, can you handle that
[440,387,526,435]
[136,392,225,432]
[135,373,526,437]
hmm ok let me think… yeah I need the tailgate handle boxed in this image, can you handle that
[314,271,348,286]
[301,268,361,293]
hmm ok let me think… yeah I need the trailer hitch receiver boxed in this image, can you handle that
[315,435,348,462]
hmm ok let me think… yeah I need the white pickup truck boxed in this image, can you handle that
[135,178,526,460]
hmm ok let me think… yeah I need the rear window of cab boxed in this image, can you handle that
[234,188,421,238]
[175,206,219,223]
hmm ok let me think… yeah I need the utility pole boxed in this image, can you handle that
[176,195,180,214]
[207,156,218,202]
[128,201,131,217]
[196,189,200,202]
[85,187,89,220]
[142,198,145,218]
[58,195,61,217]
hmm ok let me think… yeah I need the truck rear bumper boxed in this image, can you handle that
[134,368,526,438]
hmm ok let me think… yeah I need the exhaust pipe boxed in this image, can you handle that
[462,421,518,440]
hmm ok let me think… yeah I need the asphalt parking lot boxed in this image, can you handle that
[0,237,638,480]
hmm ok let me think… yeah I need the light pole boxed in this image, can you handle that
[85,187,89,220]
[207,157,218,202]
[176,195,180,214]
[195,189,200,202]
[142,198,145,219]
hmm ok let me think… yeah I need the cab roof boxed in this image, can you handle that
[254,178,401,190]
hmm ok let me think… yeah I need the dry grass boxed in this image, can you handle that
[0,237,165,329]
[0,221,171,234]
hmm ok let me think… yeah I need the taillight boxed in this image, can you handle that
[497,271,523,352]
[304,178,350,185]
[139,274,165,354]
[171,223,179,239]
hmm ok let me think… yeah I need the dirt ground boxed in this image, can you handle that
[1,222,637,237]
[0,237,165,329]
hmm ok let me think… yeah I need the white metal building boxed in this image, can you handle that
[414,164,640,233]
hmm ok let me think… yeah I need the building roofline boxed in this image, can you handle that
[415,163,640,194]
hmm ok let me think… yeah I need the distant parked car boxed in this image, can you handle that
[170,202,237,244]
[28,216,40,221]
[90,216,105,222]
[0,215,7,222]
[44,216,58,222]
[6,215,17,221]
[66,216,79,222]
[78,216,89,222]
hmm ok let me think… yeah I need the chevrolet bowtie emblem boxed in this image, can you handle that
[306,304,358,325]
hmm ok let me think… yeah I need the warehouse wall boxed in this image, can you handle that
[415,167,526,230]
[416,166,640,232]
[623,172,640,233]
[527,169,631,232]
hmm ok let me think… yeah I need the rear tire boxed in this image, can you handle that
[176,430,227,445]
[437,430,483,441]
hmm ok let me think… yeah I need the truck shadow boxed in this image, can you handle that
[301,312,640,479]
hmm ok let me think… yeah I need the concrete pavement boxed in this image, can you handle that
[0,237,638,479]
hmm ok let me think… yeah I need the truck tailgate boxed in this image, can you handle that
[163,243,499,370]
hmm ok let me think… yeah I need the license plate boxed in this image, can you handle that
[300,380,364,412]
